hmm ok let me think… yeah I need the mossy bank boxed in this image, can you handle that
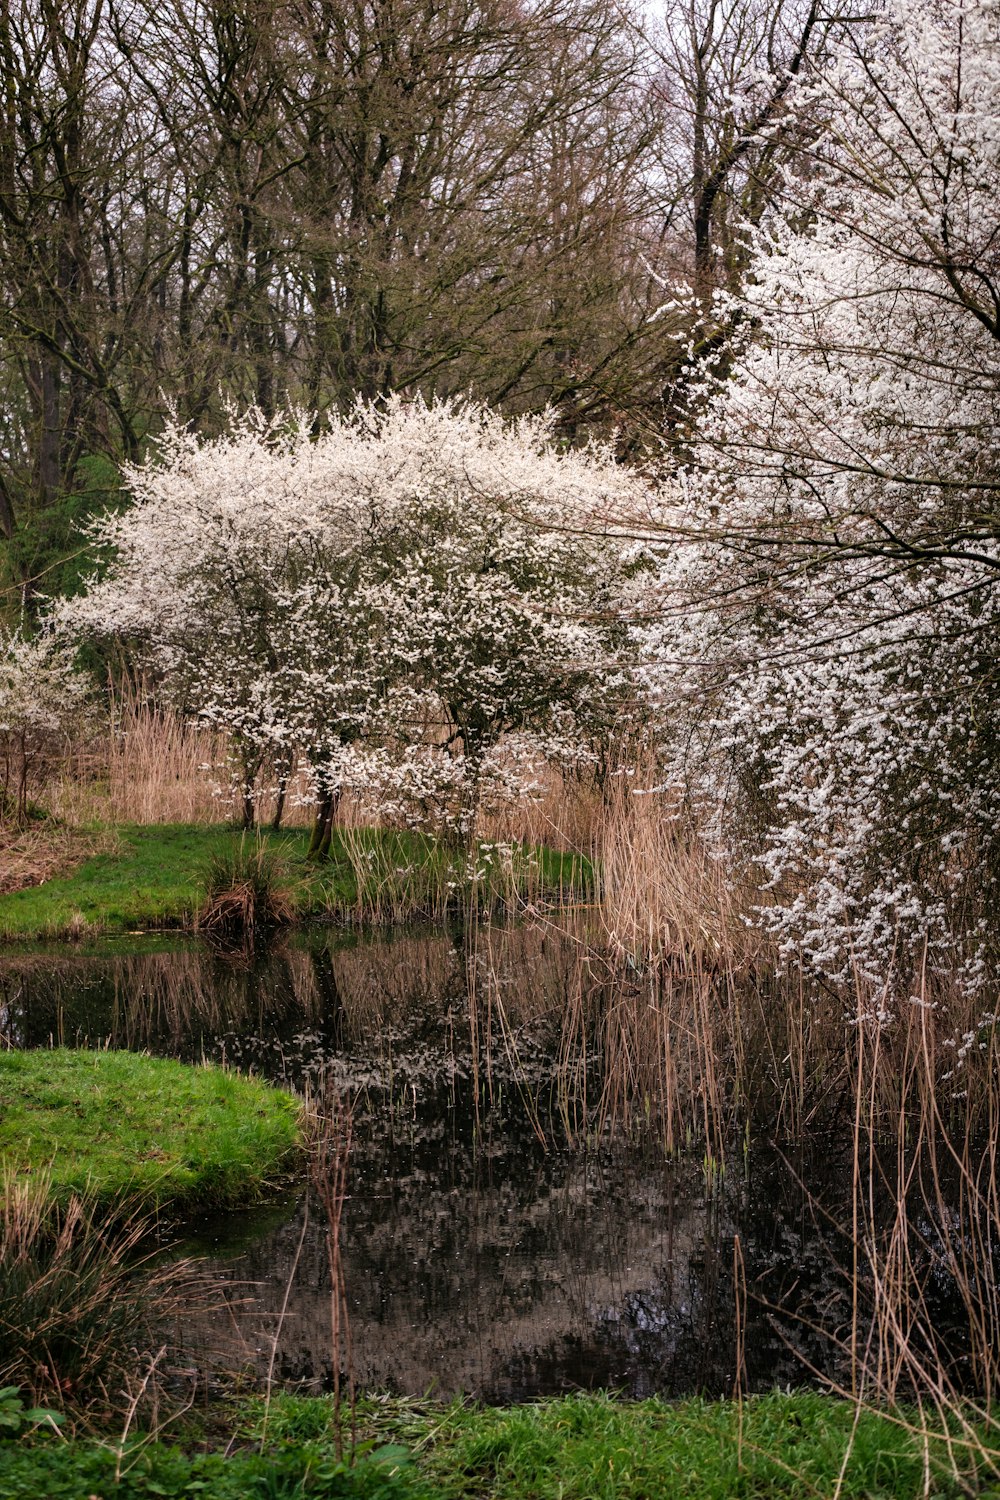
[0,823,591,941]
[0,1049,302,1212]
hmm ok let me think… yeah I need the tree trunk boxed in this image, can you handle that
[307,787,341,861]
[271,750,293,831]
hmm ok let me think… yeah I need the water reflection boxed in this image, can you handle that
[182,1136,853,1401]
[0,926,940,1400]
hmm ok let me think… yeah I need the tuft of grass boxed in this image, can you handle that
[0,1171,214,1406]
[199,837,294,946]
[0,1049,302,1213]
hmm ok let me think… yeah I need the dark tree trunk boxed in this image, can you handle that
[271,750,293,830]
[307,787,341,861]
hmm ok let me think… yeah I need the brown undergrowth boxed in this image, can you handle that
[0,824,118,896]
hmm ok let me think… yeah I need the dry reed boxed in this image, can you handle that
[594,760,760,970]
[50,681,222,825]
[307,1084,355,1458]
[479,761,603,854]
[0,1169,215,1407]
[47,684,612,848]
[799,985,1000,1480]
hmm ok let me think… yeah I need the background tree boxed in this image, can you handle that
[0,0,148,582]
[0,0,670,609]
[0,627,87,823]
[639,0,851,437]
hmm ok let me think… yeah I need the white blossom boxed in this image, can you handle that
[645,0,1000,999]
[65,396,649,836]
[0,628,88,823]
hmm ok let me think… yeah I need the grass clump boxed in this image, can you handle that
[0,1049,301,1212]
[0,1172,212,1406]
[199,838,294,946]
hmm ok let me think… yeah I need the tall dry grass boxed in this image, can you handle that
[801,986,1000,1476]
[50,678,322,827]
[52,681,228,825]
[479,762,603,854]
[49,687,611,844]
[593,757,763,971]
[0,1169,215,1406]
[306,1084,355,1457]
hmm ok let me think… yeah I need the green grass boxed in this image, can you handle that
[0,1049,302,1211]
[0,824,592,940]
[412,1390,997,1498]
[259,1391,1000,1498]
[2,1392,997,1498]
[0,1435,424,1499]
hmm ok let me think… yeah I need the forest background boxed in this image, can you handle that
[1,0,1000,1462]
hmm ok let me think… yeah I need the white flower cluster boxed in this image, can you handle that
[0,628,88,822]
[646,0,1000,997]
[65,397,648,833]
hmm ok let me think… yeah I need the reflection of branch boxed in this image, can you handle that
[309,1084,355,1461]
[260,1194,310,1448]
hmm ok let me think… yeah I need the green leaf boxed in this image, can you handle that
[23,1408,65,1426]
[367,1443,413,1466]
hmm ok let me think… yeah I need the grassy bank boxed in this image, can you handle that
[0,824,592,941]
[0,1050,301,1211]
[0,1391,997,1498]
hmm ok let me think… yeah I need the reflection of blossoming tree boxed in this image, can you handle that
[649,0,1000,994]
[69,398,646,851]
[0,630,87,824]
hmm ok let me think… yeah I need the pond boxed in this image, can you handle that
[0,922,965,1402]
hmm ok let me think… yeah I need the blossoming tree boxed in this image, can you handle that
[648,0,1000,995]
[68,398,647,850]
[0,629,87,824]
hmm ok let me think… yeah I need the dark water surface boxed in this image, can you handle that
[0,925,866,1400]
